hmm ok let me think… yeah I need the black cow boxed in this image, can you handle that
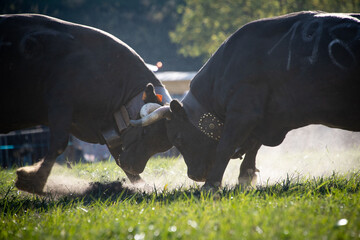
[0,14,172,194]
[131,12,360,189]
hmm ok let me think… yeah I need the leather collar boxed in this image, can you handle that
[103,85,172,149]
[182,91,224,141]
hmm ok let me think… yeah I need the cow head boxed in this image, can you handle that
[106,84,173,176]
[130,94,220,182]
[117,119,171,175]
[166,100,218,181]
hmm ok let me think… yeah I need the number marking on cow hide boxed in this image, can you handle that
[268,17,359,71]
[267,21,301,71]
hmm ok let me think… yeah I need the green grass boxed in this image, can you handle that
[1,157,360,240]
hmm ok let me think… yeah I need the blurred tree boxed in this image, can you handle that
[0,0,203,71]
[170,0,360,61]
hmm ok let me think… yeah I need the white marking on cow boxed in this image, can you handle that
[267,21,301,71]
[268,18,360,71]
[327,23,359,70]
[328,39,357,70]
[301,19,323,65]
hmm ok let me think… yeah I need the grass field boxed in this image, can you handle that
[1,153,360,240]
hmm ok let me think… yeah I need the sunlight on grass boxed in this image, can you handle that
[1,132,360,240]
[1,153,360,239]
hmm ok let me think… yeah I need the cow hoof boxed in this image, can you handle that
[238,169,258,189]
[200,183,221,200]
[15,161,50,195]
[127,175,144,185]
[201,181,221,192]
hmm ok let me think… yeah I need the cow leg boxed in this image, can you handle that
[15,106,71,194]
[203,117,258,190]
[238,141,261,187]
[203,84,267,190]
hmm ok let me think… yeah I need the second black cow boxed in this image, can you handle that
[131,11,360,189]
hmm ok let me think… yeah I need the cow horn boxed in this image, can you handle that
[130,106,170,127]
[140,103,162,118]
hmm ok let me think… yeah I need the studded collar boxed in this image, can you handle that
[182,91,224,141]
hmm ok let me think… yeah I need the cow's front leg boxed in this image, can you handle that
[203,83,267,191]
[238,141,261,187]
[15,106,72,195]
[203,117,258,190]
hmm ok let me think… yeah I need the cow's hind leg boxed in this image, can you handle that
[15,157,55,195]
[238,141,261,188]
[15,106,71,194]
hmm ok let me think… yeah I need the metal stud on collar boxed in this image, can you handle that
[197,113,224,141]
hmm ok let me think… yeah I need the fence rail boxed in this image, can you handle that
[0,127,50,168]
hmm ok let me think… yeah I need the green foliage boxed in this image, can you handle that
[170,0,360,61]
[1,159,360,239]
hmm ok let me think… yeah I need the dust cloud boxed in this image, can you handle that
[43,169,132,198]
[42,125,360,196]
[44,169,91,196]
[224,125,360,186]
[139,156,199,191]
[134,125,360,190]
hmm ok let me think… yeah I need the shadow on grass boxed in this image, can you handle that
[1,172,360,215]
[62,179,205,204]
[0,179,205,215]
[54,171,360,203]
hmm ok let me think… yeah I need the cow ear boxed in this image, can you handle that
[170,100,186,118]
[170,100,182,111]
[142,83,163,105]
[142,83,155,102]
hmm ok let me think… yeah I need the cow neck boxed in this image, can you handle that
[182,91,224,141]
[102,85,171,149]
